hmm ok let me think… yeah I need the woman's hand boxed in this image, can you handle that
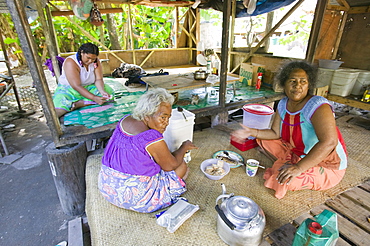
[230,124,253,143]
[92,95,108,105]
[180,140,198,151]
[277,164,303,185]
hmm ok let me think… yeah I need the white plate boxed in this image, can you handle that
[196,54,207,65]
[212,150,244,168]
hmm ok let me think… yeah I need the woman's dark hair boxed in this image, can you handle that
[276,60,318,94]
[77,43,99,67]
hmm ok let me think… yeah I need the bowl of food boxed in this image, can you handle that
[200,158,230,180]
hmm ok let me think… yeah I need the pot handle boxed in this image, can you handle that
[215,204,236,230]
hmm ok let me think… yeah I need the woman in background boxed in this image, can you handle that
[53,43,114,117]
[99,88,197,213]
[232,60,347,199]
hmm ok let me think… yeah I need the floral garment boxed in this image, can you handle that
[98,165,186,213]
[260,96,347,199]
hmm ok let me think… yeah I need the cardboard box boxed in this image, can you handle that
[262,70,283,92]
[239,63,265,86]
[313,85,329,97]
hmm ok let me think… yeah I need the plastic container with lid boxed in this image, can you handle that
[330,70,359,97]
[351,70,370,95]
[242,104,274,130]
[317,68,335,87]
[163,108,195,153]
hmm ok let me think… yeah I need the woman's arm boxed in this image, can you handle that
[230,111,281,143]
[277,104,338,184]
[147,140,197,171]
[93,59,109,98]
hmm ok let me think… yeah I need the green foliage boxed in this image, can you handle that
[277,13,312,46]
[131,5,174,49]
[200,8,222,26]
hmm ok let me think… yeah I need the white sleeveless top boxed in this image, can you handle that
[58,54,96,86]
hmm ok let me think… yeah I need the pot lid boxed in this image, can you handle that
[226,196,258,221]
[195,69,207,73]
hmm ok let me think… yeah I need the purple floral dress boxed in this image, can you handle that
[98,115,186,213]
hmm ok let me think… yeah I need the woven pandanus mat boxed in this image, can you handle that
[85,115,370,246]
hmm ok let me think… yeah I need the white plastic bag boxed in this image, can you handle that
[156,200,199,233]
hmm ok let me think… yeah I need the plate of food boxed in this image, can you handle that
[212,150,244,168]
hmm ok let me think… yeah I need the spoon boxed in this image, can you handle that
[177,107,188,121]
[224,150,266,169]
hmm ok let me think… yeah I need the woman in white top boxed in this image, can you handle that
[53,43,114,117]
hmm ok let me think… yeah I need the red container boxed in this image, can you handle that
[230,138,258,151]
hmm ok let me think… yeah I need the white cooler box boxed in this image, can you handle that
[163,108,195,153]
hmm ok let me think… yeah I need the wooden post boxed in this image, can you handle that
[219,0,232,108]
[46,142,88,216]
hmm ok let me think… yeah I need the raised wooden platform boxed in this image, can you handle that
[263,180,370,246]
[327,94,370,111]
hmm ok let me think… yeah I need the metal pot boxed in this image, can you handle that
[215,184,266,246]
[193,69,209,80]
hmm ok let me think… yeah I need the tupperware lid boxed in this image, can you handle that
[243,104,274,115]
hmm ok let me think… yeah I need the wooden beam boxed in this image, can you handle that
[228,0,236,73]
[6,0,63,144]
[139,50,154,67]
[36,2,61,82]
[68,217,84,246]
[306,0,328,63]
[175,7,179,48]
[348,6,370,14]
[327,94,370,111]
[327,5,347,11]
[51,8,124,16]
[127,4,136,64]
[219,0,232,109]
[336,0,350,10]
[331,11,347,60]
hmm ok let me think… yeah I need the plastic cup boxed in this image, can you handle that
[246,159,259,177]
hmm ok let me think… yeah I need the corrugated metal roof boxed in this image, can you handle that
[0,0,9,14]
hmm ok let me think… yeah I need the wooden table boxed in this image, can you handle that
[142,73,240,92]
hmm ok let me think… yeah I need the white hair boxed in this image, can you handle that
[132,88,174,121]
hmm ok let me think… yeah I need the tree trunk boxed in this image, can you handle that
[46,142,88,216]
[106,13,121,50]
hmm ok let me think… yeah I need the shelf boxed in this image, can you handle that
[327,94,370,111]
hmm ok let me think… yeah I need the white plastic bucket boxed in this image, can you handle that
[317,68,335,87]
[330,70,359,97]
[163,108,195,153]
[243,104,274,129]
[351,71,370,95]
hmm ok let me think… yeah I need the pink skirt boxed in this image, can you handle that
[258,139,346,199]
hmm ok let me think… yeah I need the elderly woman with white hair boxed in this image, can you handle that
[99,88,198,213]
